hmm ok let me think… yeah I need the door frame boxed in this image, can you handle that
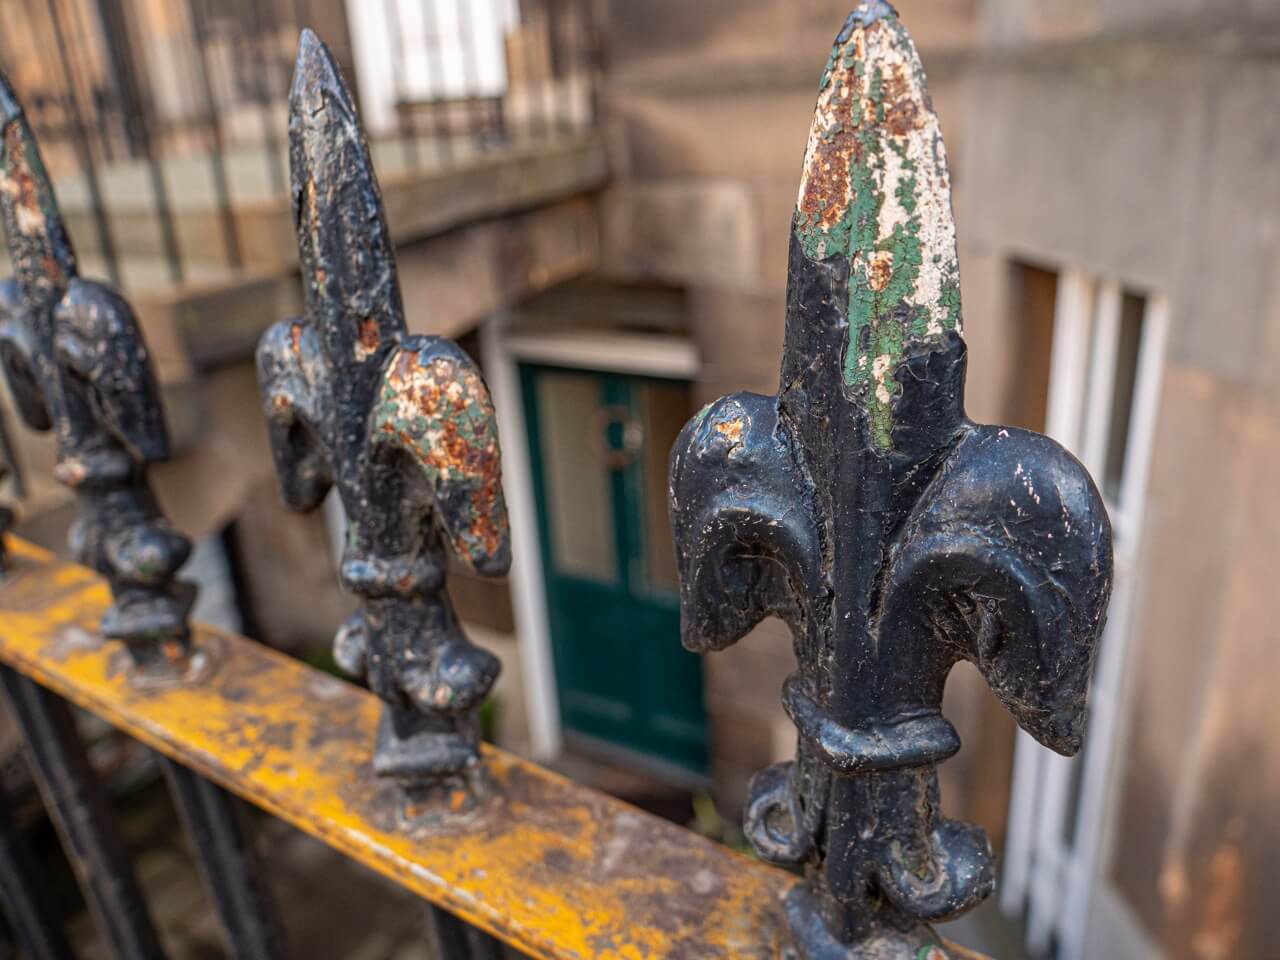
[479,315,701,762]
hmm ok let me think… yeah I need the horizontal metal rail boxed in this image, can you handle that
[0,537,797,959]
[0,537,988,959]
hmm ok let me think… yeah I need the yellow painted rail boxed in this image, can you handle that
[0,539,987,959]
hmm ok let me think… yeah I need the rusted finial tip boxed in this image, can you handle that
[838,0,898,41]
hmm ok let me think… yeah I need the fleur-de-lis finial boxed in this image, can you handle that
[0,68,195,677]
[257,31,510,816]
[668,4,1113,956]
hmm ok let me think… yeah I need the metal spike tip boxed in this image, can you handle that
[288,23,404,360]
[290,28,356,121]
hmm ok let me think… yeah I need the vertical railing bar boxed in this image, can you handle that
[0,777,74,960]
[535,0,557,139]
[248,0,286,197]
[518,0,547,142]
[66,0,116,163]
[455,0,486,152]
[159,758,284,960]
[423,0,455,165]
[564,0,583,133]
[384,0,421,169]
[161,0,205,154]
[97,0,185,283]
[44,0,121,286]
[504,0,529,144]
[0,666,166,960]
[548,0,571,134]
[186,0,243,269]
[571,0,592,132]
[579,0,600,129]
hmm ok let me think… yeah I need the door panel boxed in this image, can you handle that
[533,371,617,583]
[521,365,707,775]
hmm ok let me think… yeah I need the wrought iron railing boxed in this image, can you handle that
[0,5,1113,958]
[0,0,598,288]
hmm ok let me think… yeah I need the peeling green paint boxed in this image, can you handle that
[792,9,962,450]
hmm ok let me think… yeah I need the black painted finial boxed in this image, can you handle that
[0,68,195,678]
[669,8,1113,957]
[257,31,510,819]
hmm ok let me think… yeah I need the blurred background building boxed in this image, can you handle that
[0,1,1273,958]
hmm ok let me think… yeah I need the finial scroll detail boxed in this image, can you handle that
[669,5,1113,956]
[0,69,195,678]
[257,31,510,815]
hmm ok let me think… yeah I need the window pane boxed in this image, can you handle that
[1103,292,1146,502]
[536,371,616,582]
[1006,262,1059,433]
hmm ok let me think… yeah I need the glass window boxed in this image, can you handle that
[536,371,616,582]
[1103,292,1146,503]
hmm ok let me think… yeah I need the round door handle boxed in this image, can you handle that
[591,404,644,470]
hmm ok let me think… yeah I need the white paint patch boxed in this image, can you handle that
[15,202,43,235]
[872,353,893,405]
[795,18,963,337]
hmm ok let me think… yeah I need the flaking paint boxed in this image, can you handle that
[0,540,993,959]
[794,5,962,450]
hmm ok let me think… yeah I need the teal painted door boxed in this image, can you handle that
[520,365,707,776]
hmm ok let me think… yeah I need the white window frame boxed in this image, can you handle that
[1000,268,1169,960]
[345,0,519,135]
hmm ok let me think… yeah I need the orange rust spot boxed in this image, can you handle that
[301,178,327,287]
[713,417,745,445]
[883,62,910,107]
[798,105,858,232]
[868,252,894,292]
[4,127,39,215]
[797,27,873,232]
[885,95,916,138]
[357,316,379,354]
[392,348,419,383]
[415,381,442,418]
[465,478,503,558]
[439,421,470,468]
[290,323,303,356]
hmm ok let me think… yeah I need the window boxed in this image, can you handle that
[1000,267,1169,960]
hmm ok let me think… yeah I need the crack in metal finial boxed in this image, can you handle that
[257,31,510,818]
[669,7,1113,957]
[0,69,196,680]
